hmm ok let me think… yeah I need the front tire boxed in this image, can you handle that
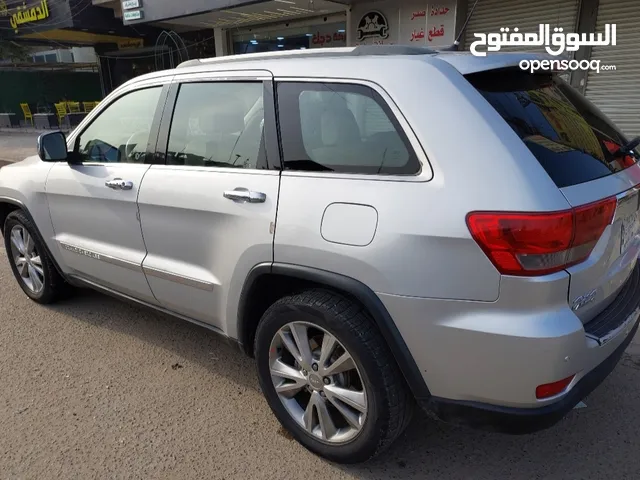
[3,210,69,304]
[255,289,413,463]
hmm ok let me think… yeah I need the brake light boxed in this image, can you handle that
[466,197,616,276]
[536,375,575,399]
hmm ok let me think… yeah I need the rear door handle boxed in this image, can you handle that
[223,187,266,203]
[105,178,134,190]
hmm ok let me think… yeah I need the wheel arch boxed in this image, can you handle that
[238,262,431,400]
[0,197,67,280]
[0,196,23,232]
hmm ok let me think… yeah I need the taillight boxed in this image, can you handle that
[466,197,617,276]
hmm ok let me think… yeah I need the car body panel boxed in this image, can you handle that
[45,162,159,304]
[137,166,280,334]
[134,72,280,336]
[559,165,640,324]
[273,60,570,301]
[0,156,58,259]
[379,271,639,408]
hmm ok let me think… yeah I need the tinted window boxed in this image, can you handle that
[166,82,267,169]
[76,87,161,164]
[277,82,420,175]
[467,69,639,188]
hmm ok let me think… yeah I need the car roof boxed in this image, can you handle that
[120,46,553,88]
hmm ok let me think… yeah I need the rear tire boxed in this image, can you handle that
[4,210,70,304]
[255,289,414,463]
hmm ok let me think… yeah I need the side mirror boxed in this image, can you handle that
[37,131,68,162]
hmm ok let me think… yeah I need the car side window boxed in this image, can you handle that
[277,82,420,175]
[75,87,162,164]
[166,82,267,169]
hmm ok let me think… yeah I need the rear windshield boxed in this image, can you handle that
[466,68,639,188]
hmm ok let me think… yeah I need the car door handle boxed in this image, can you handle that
[105,178,134,190]
[223,188,266,203]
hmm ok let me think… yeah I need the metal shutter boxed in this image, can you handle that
[585,0,640,138]
[464,0,580,54]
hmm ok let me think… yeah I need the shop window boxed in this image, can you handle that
[277,82,420,175]
[76,87,161,164]
[166,82,267,169]
[232,22,346,54]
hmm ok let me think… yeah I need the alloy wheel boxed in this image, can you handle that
[9,225,45,294]
[269,321,368,444]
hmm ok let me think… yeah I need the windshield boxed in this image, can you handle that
[466,68,639,188]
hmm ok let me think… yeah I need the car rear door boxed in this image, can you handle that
[46,80,170,304]
[136,70,281,334]
[467,68,640,336]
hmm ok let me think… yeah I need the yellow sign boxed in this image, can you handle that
[9,0,49,33]
[117,38,144,50]
[0,1,8,17]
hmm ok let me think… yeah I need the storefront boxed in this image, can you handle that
[457,0,640,138]
[0,0,161,95]
[348,0,461,49]
[584,0,640,137]
[120,0,349,56]
[230,15,347,54]
[114,0,639,138]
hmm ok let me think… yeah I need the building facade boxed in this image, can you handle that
[0,0,168,94]
[65,0,640,137]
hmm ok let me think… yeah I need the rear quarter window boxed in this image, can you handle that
[466,68,639,188]
[276,82,421,175]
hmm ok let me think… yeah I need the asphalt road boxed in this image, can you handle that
[0,130,40,165]
[2,239,640,478]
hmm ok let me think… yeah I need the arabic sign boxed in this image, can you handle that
[399,1,426,45]
[9,0,49,33]
[356,10,390,41]
[352,1,456,47]
[425,2,455,46]
[470,24,617,57]
[310,27,346,48]
[427,25,445,41]
[0,0,8,17]
[399,1,455,46]
[430,5,450,16]
[411,10,426,21]
[117,38,144,50]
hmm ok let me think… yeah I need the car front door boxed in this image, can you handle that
[137,71,281,334]
[45,81,169,304]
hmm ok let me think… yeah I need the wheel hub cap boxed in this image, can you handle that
[9,225,45,294]
[308,374,323,390]
[269,321,368,445]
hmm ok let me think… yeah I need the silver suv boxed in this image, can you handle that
[2,46,639,464]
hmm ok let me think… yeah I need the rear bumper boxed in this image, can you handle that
[379,261,640,432]
[421,316,639,434]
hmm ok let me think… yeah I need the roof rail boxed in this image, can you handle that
[435,42,460,52]
[176,45,438,69]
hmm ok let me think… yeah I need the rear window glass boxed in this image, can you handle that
[466,68,639,188]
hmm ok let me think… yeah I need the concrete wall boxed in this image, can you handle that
[71,47,98,63]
